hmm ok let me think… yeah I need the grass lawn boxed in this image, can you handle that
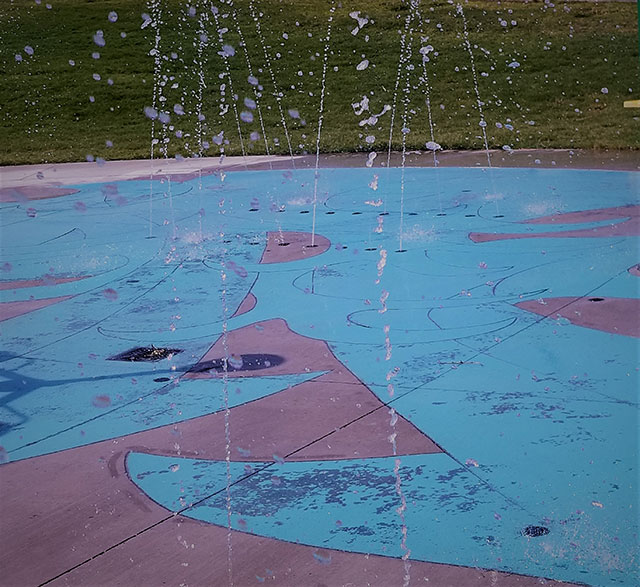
[0,0,638,165]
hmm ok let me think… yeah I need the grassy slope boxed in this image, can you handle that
[0,0,638,165]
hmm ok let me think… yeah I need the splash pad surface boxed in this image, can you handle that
[0,161,638,586]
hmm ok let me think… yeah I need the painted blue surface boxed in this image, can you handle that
[1,166,638,585]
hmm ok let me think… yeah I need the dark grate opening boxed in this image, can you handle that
[589,297,604,302]
[522,525,550,537]
[191,353,284,373]
[109,346,182,362]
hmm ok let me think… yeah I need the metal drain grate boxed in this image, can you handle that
[522,525,550,537]
[109,346,182,362]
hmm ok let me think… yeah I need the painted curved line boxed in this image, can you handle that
[346,308,516,334]
[231,292,257,318]
[319,317,518,346]
[38,227,87,245]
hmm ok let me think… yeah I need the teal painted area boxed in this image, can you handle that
[127,451,636,586]
[4,372,322,462]
[1,167,638,585]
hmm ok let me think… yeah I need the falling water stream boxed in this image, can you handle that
[457,2,499,214]
[147,0,163,239]
[311,2,336,248]
[248,0,296,168]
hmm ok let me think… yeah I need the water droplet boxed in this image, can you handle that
[220,44,235,57]
[93,31,106,47]
[108,11,118,23]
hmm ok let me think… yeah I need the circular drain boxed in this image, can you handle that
[522,525,550,537]
[589,297,604,302]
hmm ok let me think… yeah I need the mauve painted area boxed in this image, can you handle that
[470,204,639,242]
[0,295,73,322]
[0,445,169,586]
[230,291,257,318]
[260,230,330,263]
[628,263,640,277]
[53,514,578,587]
[522,205,639,225]
[0,186,79,202]
[0,275,90,291]
[126,371,441,462]
[185,318,338,379]
[0,372,437,584]
[516,297,640,338]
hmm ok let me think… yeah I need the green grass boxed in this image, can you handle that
[0,0,638,165]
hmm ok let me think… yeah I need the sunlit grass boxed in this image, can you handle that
[0,0,637,165]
